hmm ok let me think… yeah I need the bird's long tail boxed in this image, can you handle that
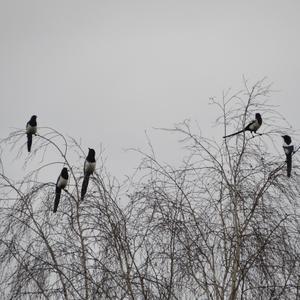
[223,129,244,139]
[54,187,61,213]
[286,153,292,177]
[81,174,90,201]
[27,133,32,152]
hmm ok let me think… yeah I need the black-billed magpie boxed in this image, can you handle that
[81,148,96,201]
[26,115,37,152]
[223,113,262,138]
[53,167,69,213]
[282,135,294,177]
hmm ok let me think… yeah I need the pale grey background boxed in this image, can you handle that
[1,0,299,180]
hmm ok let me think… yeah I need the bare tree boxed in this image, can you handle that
[128,78,300,299]
[0,78,299,299]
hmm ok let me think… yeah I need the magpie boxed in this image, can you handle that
[223,113,262,138]
[26,115,37,152]
[81,148,96,201]
[54,167,69,213]
[282,135,294,177]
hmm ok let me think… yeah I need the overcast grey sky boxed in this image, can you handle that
[1,0,300,179]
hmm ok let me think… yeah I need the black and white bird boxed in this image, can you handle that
[54,167,69,213]
[26,115,37,152]
[81,148,96,201]
[223,113,262,138]
[282,135,294,178]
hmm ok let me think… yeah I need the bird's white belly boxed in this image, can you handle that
[57,177,68,189]
[85,162,96,174]
[249,120,259,131]
[283,145,293,155]
[26,124,37,134]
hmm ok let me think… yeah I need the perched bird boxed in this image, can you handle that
[26,115,37,152]
[54,167,69,213]
[223,113,262,138]
[282,135,294,177]
[81,148,96,201]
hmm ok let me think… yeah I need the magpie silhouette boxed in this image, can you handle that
[54,167,69,213]
[223,113,262,138]
[282,135,294,177]
[81,148,96,201]
[26,115,37,152]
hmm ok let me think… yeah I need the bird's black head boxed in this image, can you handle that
[61,167,69,178]
[31,115,37,121]
[87,148,96,160]
[282,135,292,145]
[255,113,262,124]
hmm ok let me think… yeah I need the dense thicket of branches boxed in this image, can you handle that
[0,79,299,299]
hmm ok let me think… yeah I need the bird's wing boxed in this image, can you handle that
[245,120,256,131]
